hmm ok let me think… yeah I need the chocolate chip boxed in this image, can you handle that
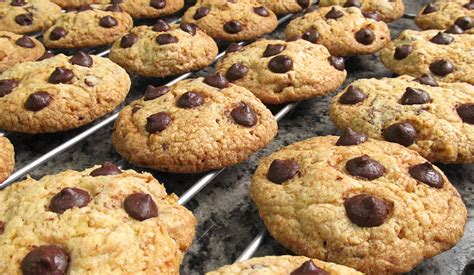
[124,193,158,221]
[344,0,360,7]
[457,103,474,124]
[464,1,474,10]
[70,51,93,67]
[10,0,26,6]
[430,32,454,45]
[15,13,33,26]
[194,6,209,19]
[99,16,117,28]
[263,44,286,57]
[0,221,4,234]
[383,122,417,146]
[144,85,169,101]
[146,112,171,133]
[414,73,438,87]
[152,19,170,32]
[344,194,389,227]
[290,260,329,275]
[400,87,430,105]
[363,11,382,21]
[50,187,91,214]
[37,51,55,61]
[15,35,35,48]
[394,45,413,60]
[177,92,204,108]
[267,159,300,184]
[132,106,141,113]
[325,7,344,19]
[226,42,243,53]
[226,63,248,81]
[180,22,197,36]
[120,33,138,48]
[328,56,345,71]
[150,0,166,9]
[49,67,74,84]
[422,3,438,14]
[336,128,368,146]
[77,4,92,11]
[429,60,454,76]
[224,20,243,34]
[25,91,53,111]
[355,28,375,45]
[21,245,69,275]
[231,102,257,127]
[0,79,19,97]
[409,162,444,189]
[339,86,366,104]
[254,6,269,17]
[463,260,474,275]
[301,29,319,43]
[297,0,309,8]
[156,33,178,45]
[346,155,385,180]
[105,4,122,12]
[204,73,230,88]
[112,0,124,3]
[455,16,474,30]
[49,27,68,41]
[268,55,293,73]
[445,25,464,34]
[90,162,122,176]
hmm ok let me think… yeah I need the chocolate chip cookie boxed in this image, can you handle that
[284,5,390,56]
[330,75,474,164]
[380,29,474,85]
[250,134,467,274]
[0,31,44,73]
[43,8,133,49]
[0,52,131,133]
[0,0,62,34]
[112,75,278,173]
[416,0,474,34]
[0,136,14,184]
[182,0,278,41]
[319,0,405,22]
[215,39,347,104]
[109,21,218,78]
[0,163,196,274]
[206,255,363,274]
[255,0,311,15]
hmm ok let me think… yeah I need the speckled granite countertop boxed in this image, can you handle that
[4,0,472,274]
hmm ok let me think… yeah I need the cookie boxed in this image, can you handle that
[330,75,474,164]
[284,5,390,56]
[250,134,467,274]
[215,39,347,104]
[0,0,62,34]
[206,255,363,274]
[416,0,474,34]
[112,75,278,173]
[0,31,44,73]
[182,0,278,41]
[0,136,14,184]
[43,8,133,49]
[109,21,218,78]
[319,0,405,22]
[0,163,196,274]
[380,29,474,85]
[255,0,311,15]
[0,52,131,133]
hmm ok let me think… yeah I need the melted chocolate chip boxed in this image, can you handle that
[445,25,464,34]
[49,27,68,41]
[268,55,293,73]
[180,22,197,36]
[124,193,158,221]
[267,159,300,184]
[204,73,230,88]
[464,1,474,10]
[325,7,344,19]
[430,32,454,45]
[146,112,171,133]
[400,87,431,105]
[344,0,361,8]
[346,155,385,180]
[414,73,439,87]
[70,51,93,67]
[231,102,257,127]
[339,86,366,104]
[297,0,309,8]
[21,245,69,275]
[394,45,413,60]
[263,44,286,57]
[290,260,329,275]
[49,67,74,84]
[25,92,53,111]
[457,103,474,124]
[226,63,248,81]
[10,0,26,6]
[90,162,122,176]
[150,0,166,9]
[37,51,55,61]
[144,85,169,101]
[105,4,122,12]
[156,33,178,45]
[301,29,319,43]
[336,128,368,146]
[0,221,4,234]
[409,162,444,189]
[99,16,118,28]
[120,33,138,48]
[15,13,33,26]
[363,11,382,21]
[16,35,35,48]
[355,28,375,45]
[226,42,243,53]
[429,60,455,76]
[254,6,269,17]
[224,20,243,34]
[77,4,92,11]
[194,6,210,19]
[383,122,417,146]
[50,187,91,214]
[344,194,389,227]
[455,16,474,30]
[422,3,438,14]
[0,79,19,97]
[328,56,345,71]
[152,19,170,32]
[177,91,204,108]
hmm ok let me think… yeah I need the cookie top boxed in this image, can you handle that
[255,0,311,15]
[0,163,196,274]
[416,0,474,34]
[112,75,278,173]
[0,31,44,73]
[0,136,14,184]
[109,21,218,78]
[206,255,363,275]
[330,75,474,164]
[250,135,467,274]
[216,39,347,104]
[182,0,278,41]
[0,53,131,133]
[43,8,133,49]
[380,29,474,85]
[284,5,390,56]
[0,0,62,34]
[319,0,405,22]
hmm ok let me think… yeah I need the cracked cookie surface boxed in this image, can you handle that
[319,0,404,22]
[0,31,44,73]
[416,0,474,34]
[0,136,14,184]
[255,0,311,15]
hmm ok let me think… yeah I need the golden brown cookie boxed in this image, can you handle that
[319,0,405,22]
[416,0,474,34]
[284,5,390,56]
[0,136,14,184]
[255,0,311,15]
[250,135,467,274]
[182,0,278,41]
[112,75,278,173]
[0,31,44,73]
[109,21,218,78]
[0,163,196,274]
[216,39,347,104]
